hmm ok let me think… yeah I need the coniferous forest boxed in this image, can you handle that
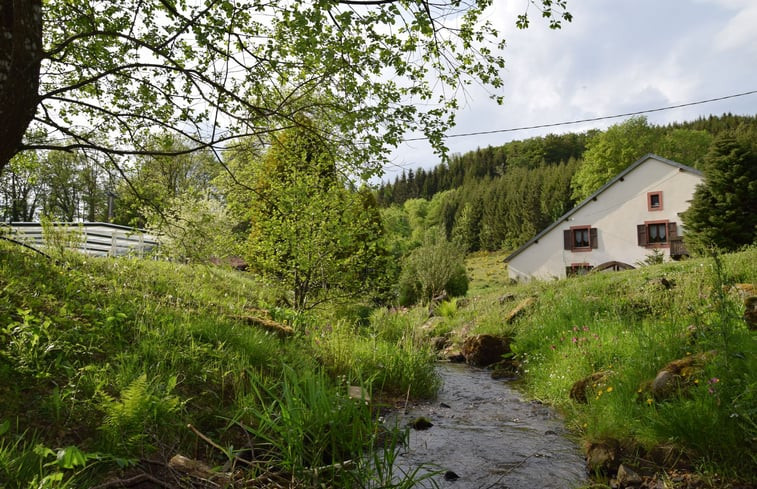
[375,113,757,252]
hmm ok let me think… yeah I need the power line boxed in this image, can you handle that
[402,89,757,142]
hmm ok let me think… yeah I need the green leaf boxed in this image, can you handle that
[56,445,88,469]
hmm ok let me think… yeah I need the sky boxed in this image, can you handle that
[383,0,757,180]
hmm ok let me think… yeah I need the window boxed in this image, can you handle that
[563,226,598,251]
[647,191,663,211]
[637,221,677,248]
[566,263,593,277]
[648,223,667,243]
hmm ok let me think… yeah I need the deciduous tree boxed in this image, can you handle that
[243,123,388,311]
[1,0,571,178]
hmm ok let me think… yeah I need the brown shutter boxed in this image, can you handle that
[637,224,647,246]
[667,222,678,240]
[590,228,598,249]
[564,230,572,250]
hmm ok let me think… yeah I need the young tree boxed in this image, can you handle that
[398,227,468,305]
[682,136,757,251]
[1,0,571,178]
[243,124,388,311]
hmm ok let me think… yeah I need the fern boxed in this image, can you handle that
[99,374,180,454]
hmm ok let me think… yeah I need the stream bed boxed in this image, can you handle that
[389,362,588,488]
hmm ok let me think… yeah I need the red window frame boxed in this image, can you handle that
[647,191,663,211]
[642,220,671,248]
[570,225,592,251]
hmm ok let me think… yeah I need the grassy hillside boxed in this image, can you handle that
[445,248,757,485]
[0,242,439,488]
[2,239,755,487]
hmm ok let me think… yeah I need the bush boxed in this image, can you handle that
[397,228,468,306]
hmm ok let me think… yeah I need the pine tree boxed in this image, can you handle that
[682,136,757,251]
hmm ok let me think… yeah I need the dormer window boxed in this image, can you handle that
[647,191,663,211]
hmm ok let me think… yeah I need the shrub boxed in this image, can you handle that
[397,228,468,305]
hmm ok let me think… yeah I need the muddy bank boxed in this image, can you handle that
[389,362,587,488]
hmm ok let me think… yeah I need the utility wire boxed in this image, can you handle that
[402,89,757,142]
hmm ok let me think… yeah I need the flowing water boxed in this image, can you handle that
[389,362,588,489]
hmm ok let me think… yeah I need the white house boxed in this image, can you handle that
[505,154,704,282]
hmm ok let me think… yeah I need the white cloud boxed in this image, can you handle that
[383,0,757,179]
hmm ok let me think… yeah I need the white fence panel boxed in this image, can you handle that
[3,222,158,257]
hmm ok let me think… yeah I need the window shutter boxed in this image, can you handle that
[667,222,678,240]
[563,230,572,250]
[590,228,598,249]
[637,224,647,246]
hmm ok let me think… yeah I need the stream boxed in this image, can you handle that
[388,362,588,489]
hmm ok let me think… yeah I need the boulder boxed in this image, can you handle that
[647,350,717,401]
[461,334,511,367]
[585,438,621,474]
[570,371,611,403]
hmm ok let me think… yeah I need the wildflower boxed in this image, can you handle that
[646,398,654,405]
[573,326,579,332]
[709,377,719,384]
[606,387,613,393]
[583,326,589,332]
[572,337,578,343]
[694,379,699,384]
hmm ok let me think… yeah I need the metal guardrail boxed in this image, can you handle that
[2,222,158,257]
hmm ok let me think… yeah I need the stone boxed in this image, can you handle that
[585,438,621,474]
[616,464,643,487]
[498,293,516,304]
[570,371,610,403]
[446,351,466,363]
[647,350,717,401]
[430,336,450,352]
[490,359,521,379]
[461,334,511,367]
[505,297,535,323]
[410,417,433,430]
[444,470,460,481]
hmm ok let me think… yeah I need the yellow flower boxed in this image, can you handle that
[646,398,654,405]
[694,379,699,384]
[606,387,613,393]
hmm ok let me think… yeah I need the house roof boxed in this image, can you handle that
[504,154,703,263]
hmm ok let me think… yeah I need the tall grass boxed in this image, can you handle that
[501,248,757,477]
[0,241,441,487]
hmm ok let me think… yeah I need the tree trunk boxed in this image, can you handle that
[0,0,43,174]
